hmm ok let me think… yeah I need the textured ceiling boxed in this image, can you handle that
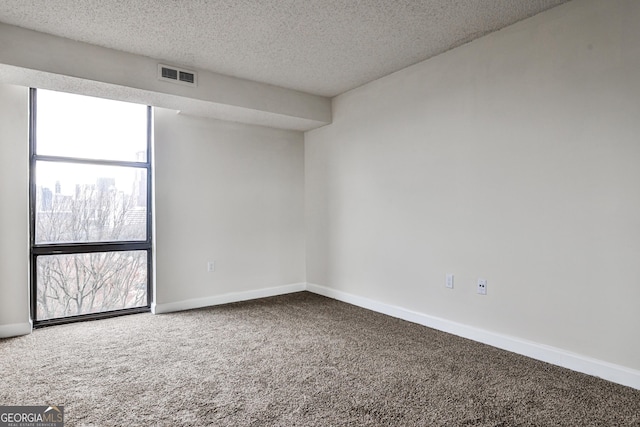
[0,0,569,97]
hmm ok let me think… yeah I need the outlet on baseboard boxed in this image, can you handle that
[477,278,487,295]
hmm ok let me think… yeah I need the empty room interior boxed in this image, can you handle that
[1,0,639,425]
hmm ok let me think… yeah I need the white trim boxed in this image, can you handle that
[152,283,306,314]
[306,283,640,390]
[0,321,32,338]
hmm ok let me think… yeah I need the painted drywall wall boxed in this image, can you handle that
[0,23,331,131]
[305,0,640,372]
[0,83,31,337]
[154,109,305,311]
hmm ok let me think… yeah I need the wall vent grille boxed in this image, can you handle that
[179,71,195,84]
[158,64,197,86]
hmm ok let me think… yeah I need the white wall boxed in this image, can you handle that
[306,0,640,375]
[0,83,31,337]
[153,109,305,312]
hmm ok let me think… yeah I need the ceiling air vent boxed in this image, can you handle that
[161,67,178,80]
[179,71,195,84]
[158,64,197,87]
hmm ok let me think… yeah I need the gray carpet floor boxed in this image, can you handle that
[1,292,638,426]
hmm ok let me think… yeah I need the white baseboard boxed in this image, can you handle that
[306,283,640,391]
[0,321,32,339]
[152,282,306,314]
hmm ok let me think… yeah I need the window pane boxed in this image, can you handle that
[36,251,148,320]
[35,161,147,244]
[36,90,148,162]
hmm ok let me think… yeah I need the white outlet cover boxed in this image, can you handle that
[446,274,454,289]
[477,278,487,295]
[207,261,215,272]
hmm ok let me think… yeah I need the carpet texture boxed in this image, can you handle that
[1,292,638,426]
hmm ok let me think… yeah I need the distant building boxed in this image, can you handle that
[96,177,116,193]
[41,187,52,211]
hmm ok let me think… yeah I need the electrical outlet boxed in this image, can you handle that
[477,278,487,295]
[446,274,454,289]
[207,261,215,272]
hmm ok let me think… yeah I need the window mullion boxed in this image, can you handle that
[34,154,148,169]
[33,242,150,256]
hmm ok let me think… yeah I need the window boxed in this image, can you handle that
[30,89,152,326]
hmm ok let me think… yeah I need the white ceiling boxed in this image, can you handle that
[0,0,569,97]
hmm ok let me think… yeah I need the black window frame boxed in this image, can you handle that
[29,88,153,327]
